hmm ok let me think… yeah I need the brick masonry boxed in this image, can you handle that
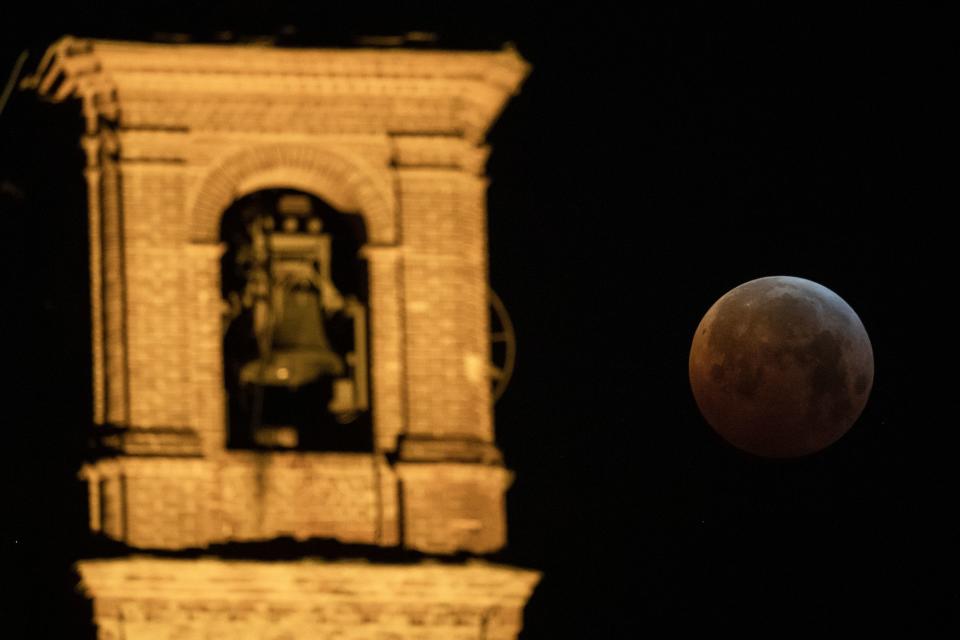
[28,36,536,639]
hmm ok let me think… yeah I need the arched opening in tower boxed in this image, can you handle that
[220,188,371,452]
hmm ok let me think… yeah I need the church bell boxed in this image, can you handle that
[240,278,346,388]
[238,211,347,390]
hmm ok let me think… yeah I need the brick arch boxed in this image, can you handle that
[189,144,396,244]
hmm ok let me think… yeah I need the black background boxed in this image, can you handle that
[3,3,956,636]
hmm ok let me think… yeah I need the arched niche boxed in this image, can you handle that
[189,144,396,246]
[219,188,372,452]
[185,146,405,455]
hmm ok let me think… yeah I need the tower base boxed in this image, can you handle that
[77,557,540,640]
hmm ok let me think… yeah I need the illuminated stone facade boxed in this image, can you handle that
[29,36,536,639]
[79,558,539,640]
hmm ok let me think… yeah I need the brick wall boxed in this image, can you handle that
[399,169,493,442]
[398,463,511,554]
[99,148,128,427]
[364,247,405,451]
[82,453,398,549]
[122,165,191,429]
[34,39,529,556]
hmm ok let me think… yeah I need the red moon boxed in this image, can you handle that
[689,276,874,458]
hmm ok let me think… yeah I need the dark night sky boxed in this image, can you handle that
[3,3,956,636]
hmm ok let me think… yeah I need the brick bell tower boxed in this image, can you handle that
[26,36,537,639]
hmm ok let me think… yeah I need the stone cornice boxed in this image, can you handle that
[24,36,530,140]
[77,557,541,604]
[77,558,541,637]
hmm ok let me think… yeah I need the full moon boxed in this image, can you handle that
[689,276,874,457]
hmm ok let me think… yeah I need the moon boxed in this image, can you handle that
[689,276,874,458]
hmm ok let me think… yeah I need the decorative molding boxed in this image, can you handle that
[78,558,540,639]
[25,36,530,140]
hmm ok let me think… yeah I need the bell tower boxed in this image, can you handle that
[27,36,538,638]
